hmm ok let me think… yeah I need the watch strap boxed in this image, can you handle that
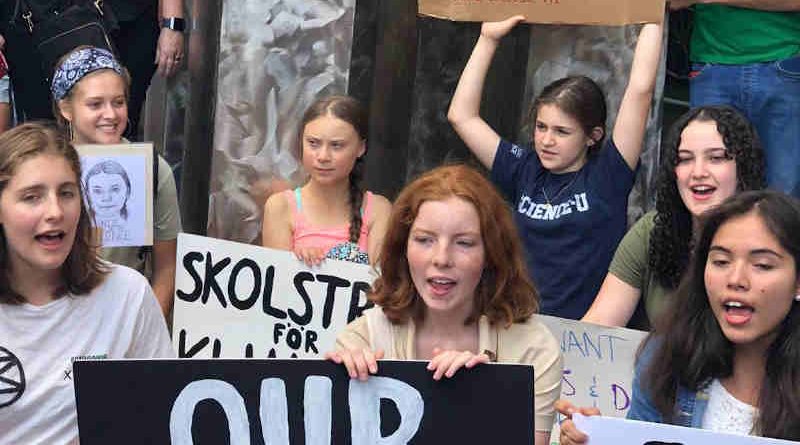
[161,17,186,32]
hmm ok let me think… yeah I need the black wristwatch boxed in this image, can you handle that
[161,17,186,32]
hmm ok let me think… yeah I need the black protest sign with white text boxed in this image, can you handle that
[74,359,534,444]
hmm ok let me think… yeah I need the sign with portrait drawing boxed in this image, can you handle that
[76,144,154,247]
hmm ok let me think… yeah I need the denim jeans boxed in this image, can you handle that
[690,54,800,198]
[0,75,9,104]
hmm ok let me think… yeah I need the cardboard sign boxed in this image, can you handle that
[173,234,376,359]
[537,315,648,444]
[418,0,665,26]
[74,359,534,444]
[573,414,799,445]
[76,144,154,247]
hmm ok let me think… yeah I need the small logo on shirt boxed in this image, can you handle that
[0,346,25,408]
[510,144,526,159]
[64,354,108,380]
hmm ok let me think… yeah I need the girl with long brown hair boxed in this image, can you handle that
[0,123,172,444]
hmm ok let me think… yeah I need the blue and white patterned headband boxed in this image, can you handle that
[51,47,124,102]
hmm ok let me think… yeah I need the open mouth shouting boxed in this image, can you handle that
[722,300,754,326]
[428,276,457,297]
[34,230,67,249]
[690,184,717,200]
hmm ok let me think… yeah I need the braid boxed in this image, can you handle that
[299,95,370,244]
[348,157,365,243]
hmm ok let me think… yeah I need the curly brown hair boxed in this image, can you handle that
[0,122,108,304]
[372,164,538,327]
[649,105,765,290]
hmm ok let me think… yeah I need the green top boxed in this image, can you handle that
[608,211,673,325]
[691,5,800,64]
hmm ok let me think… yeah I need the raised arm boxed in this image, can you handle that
[612,21,664,170]
[447,16,525,169]
[582,273,643,327]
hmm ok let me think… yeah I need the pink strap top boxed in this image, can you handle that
[288,188,372,262]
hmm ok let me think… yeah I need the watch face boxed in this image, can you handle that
[162,17,185,32]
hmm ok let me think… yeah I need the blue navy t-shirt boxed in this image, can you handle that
[491,138,636,319]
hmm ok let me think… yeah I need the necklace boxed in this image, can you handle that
[541,172,580,209]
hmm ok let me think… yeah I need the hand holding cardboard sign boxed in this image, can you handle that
[555,399,601,445]
[294,245,327,266]
[668,0,696,10]
[480,15,526,43]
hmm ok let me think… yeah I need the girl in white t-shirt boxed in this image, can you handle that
[0,122,173,445]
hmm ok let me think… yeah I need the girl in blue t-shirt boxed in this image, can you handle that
[448,16,663,319]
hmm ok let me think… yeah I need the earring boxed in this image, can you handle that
[67,121,74,141]
[794,294,800,302]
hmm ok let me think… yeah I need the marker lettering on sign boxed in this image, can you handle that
[168,376,424,444]
[560,330,626,362]
[612,383,630,411]
[176,252,372,326]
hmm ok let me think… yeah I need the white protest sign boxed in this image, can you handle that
[172,233,376,358]
[573,413,799,445]
[76,144,154,247]
[537,315,648,444]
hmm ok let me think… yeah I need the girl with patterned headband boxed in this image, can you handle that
[51,46,181,320]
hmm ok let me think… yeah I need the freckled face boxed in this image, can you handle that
[406,197,486,321]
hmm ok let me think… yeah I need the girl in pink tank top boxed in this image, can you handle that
[262,96,391,266]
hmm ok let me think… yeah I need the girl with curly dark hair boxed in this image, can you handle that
[560,190,800,443]
[328,165,562,445]
[583,105,765,328]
